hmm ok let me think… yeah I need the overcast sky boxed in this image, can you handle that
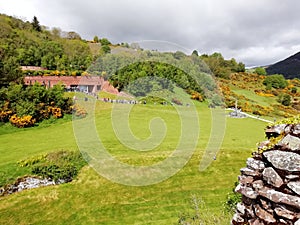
[1,0,300,67]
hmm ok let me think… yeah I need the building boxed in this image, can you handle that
[24,76,119,94]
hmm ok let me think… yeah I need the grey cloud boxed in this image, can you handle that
[2,0,300,66]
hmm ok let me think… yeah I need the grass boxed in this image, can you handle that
[0,97,268,224]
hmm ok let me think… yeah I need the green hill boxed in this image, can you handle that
[0,14,92,86]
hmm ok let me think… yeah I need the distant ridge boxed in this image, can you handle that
[266,52,300,79]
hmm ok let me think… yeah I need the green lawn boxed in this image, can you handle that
[0,99,267,224]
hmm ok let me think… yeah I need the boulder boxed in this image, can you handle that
[274,205,296,220]
[277,134,300,151]
[235,184,258,199]
[258,186,300,209]
[253,204,276,223]
[262,167,284,188]
[240,167,261,177]
[287,181,300,195]
[247,158,265,171]
[293,124,300,136]
[238,175,254,186]
[263,150,300,172]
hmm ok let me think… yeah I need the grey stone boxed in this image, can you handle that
[293,124,300,135]
[287,181,300,195]
[274,205,296,220]
[285,174,300,181]
[240,167,260,177]
[253,204,276,223]
[252,180,264,191]
[238,175,254,186]
[232,212,244,224]
[258,186,300,209]
[262,167,284,188]
[235,184,258,199]
[263,150,300,172]
[249,218,264,225]
[236,202,246,214]
[247,158,265,171]
[277,134,300,151]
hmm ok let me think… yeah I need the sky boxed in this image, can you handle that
[1,0,300,67]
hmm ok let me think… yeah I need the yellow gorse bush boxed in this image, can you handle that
[9,114,36,128]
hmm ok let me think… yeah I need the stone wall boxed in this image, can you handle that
[232,123,300,225]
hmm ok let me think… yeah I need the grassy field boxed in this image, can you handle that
[0,98,268,224]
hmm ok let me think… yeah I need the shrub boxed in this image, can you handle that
[263,74,288,89]
[278,94,291,106]
[9,114,36,128]
[18,151,87,182]
[72,104,87,118]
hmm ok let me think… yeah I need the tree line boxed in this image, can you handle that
[0,14,93,86]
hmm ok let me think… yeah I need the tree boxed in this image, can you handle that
[192,50,199,56]
[100,45,111,54]
[31,16,41,32]
[263,74,288,89]
[66,31,81,40]
[255,67,267,75]
[93,35,99,43]
[100,38,111,45]
[278,93,291,106]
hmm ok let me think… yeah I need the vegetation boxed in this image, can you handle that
[0,98,267,224]
[266,51,300,79]
[263,74,288,89]
[0,13,93,86]
[18,150,86,182]
[200,52,245,79]
[254,67,267,75]
[0,83,74,127]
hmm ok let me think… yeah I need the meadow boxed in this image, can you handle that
[0,97,267,224]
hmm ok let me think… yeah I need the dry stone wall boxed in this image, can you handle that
[232,123,300,225]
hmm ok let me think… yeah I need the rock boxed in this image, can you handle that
[274,205,296,220]
[252,180,264,191]
[253,204,276,223]
[235,184,258,199]
[285,174,300,181]
[240,167,261,177]
[266,124,286,138]
[262,167,284,188]
[260,199,273,213]
[247,158,265,171]
[231,212,244,224]
[277,134,300,151]
[279,218,293,225]
[263,150,300,172]
[238,175,254,186]
[249,218,264,225]
[287,181,300,195]
[236,202,246,214]
[258,186,300,209]
[293,124,300,136]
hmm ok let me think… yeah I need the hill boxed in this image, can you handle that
[0,14,93,86]
[266,51,300,79]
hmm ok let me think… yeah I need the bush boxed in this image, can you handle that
[18,151,87,182]
[263,74,288,89]
[278,93,291,106]
[9,114,36,128]
[254,67,267,75]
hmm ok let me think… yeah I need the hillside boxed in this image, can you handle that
[266,51,300,79]
[0,14,93,86]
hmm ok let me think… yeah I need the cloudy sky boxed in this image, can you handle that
[1,0,300,67]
